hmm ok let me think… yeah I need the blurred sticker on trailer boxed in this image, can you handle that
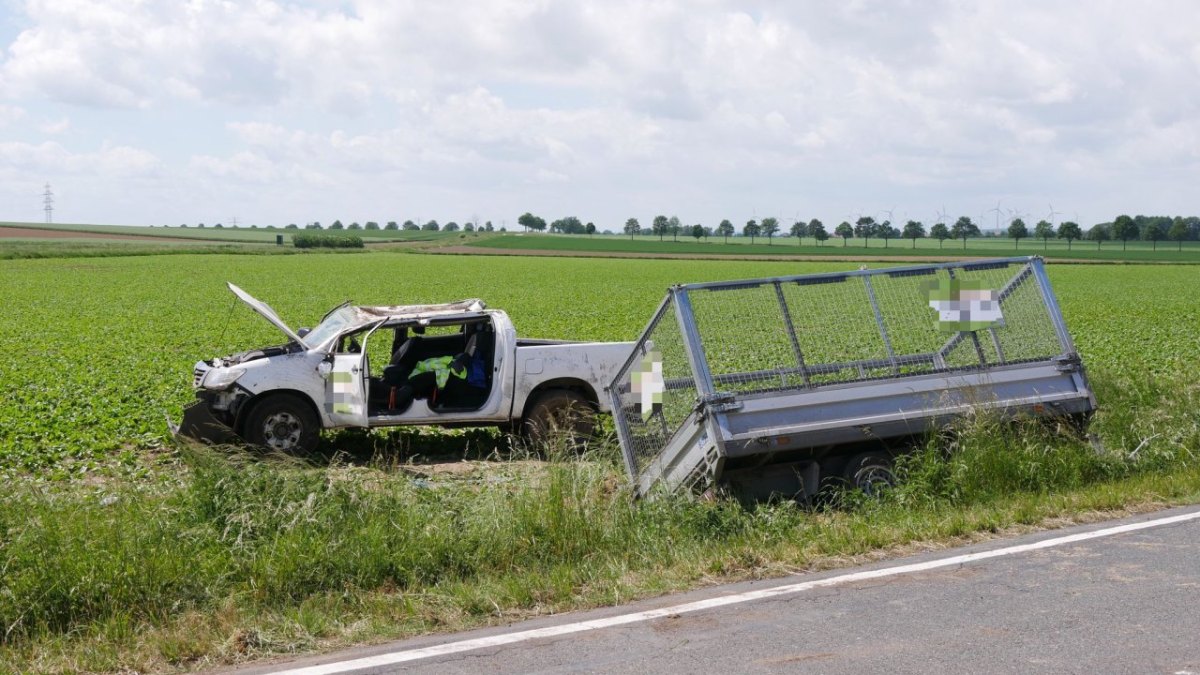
[923,278,1005,332]
[631,349,664,421]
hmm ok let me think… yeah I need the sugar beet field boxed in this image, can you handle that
[0,252,1194,472]
[2,250,1200,671]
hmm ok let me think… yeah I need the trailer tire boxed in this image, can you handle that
[844,451,896,496]
[243,393,321,455]
[522,389,596,453]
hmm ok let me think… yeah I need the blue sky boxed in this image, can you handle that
[0,0,1197,230]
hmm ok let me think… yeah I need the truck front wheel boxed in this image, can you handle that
[522,389,596,452]
[243,394,320,455]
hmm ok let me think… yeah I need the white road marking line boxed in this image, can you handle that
[273,509,1200,675]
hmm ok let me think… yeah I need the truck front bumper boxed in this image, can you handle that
[168,395,241,445]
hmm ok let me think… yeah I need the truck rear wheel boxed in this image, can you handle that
[844,451,896,496]
[243,394,320,455]
[522,389,596,452]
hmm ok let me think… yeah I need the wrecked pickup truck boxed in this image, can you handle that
[608,257,1096,500]
[173,283,633,453]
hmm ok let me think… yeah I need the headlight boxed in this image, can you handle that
[203,368,245,390]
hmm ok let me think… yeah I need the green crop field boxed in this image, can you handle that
[0,251,1194,471]
[1,249,1198,671]
[0,221,464,244]
[470,232,1200,262]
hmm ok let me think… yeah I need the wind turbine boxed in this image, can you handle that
[1047,203,1063,227]
[988,199,1003,234]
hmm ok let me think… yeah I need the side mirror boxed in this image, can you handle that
[297,327,311,338]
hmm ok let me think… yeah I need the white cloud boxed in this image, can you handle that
[0,140,158,175]
[38,116,68,133]
[0,0,1198,225]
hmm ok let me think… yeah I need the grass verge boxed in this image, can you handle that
[1,368,1197,672]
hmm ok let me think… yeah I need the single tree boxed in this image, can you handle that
[902,220,926,248]
[716,219,735,243]
[760,217,780,245]
[691,223,704,240]
[443,222,459,232]
[285,223,298,229]
[624,217,640,239]
[348,222,362,230]
[950,216,979,249]
[1057,221,1082,250]
[878,221,899,248]
[484,221,495,232]
[585,222,596,236]
[385,221,398,230]
[1007,218,1028,249]
[930,222,950,248]
[810,220,829,245]
[518,212,539,232]
[1111,215,1138,250]
[1143,220,1166,250]
[1088,224,1110,250]
[1168,218,1189,251]
[652,215,669,241]
[464,223,475,232]
[668,216,682,242]
[421,220,439,231]
[1033,220,1054,250]
[789,220,805,244]
[835,221,854,246]
[744,219,760,244]
[402,220,418,231]
[807,219,825,246]
[365,221,380,230]
[330,220,344,230]
[854,216,877,248]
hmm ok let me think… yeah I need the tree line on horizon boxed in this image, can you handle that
[515,211,1200,251]
[162,212,1200,251]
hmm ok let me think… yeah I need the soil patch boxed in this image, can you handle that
[0,226,174,242]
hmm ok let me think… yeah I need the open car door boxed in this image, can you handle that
[325,321,384,428]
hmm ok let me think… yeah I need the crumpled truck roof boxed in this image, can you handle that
[348,299,488,325]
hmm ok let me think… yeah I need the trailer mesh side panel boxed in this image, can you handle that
[610,297,699,475]
[683,260,1064,396]
[610,258,1072,488]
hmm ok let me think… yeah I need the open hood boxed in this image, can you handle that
[228,282,307,346]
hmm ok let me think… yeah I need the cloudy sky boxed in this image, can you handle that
[0,0,1197,230]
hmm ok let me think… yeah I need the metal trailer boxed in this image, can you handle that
[607,257,1097,500]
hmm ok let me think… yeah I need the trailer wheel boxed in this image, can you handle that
[244,394,320,455]
[522,389,596,452]
[844,451,896,496]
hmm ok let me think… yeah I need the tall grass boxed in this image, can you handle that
[2,369,1198,671]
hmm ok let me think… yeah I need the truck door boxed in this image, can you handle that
[326,321,384,428]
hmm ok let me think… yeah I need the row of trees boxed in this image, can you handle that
[171,211,1200,251]
[174,219,502,232]
[301,219,500,232]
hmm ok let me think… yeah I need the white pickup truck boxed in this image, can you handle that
[173,283,634,454]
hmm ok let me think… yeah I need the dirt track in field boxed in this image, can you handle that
[429,244,1006,263]
[0,226,174,242]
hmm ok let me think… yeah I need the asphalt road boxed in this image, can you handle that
[236,505,1200,675]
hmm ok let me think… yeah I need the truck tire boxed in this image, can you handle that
[522,389,595,452]
[243,393,320,455]
[844,451,896,496]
